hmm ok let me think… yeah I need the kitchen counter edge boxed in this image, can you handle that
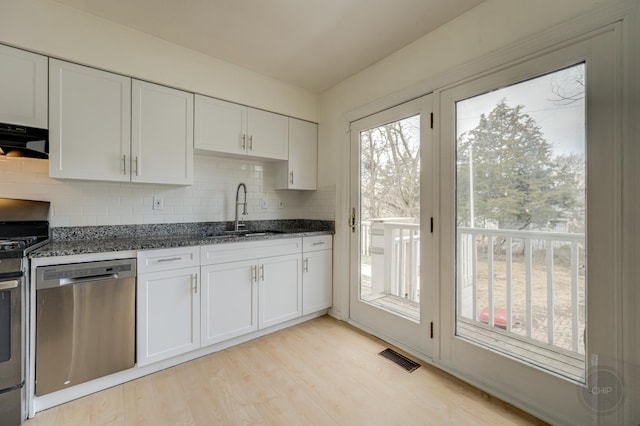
[30,230,333,258]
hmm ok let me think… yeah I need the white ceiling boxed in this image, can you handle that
[51,0,484,93]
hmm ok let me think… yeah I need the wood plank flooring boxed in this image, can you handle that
[26,316,547,426]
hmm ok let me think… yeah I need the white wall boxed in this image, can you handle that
[0,155,334,227]
[0,0,317,121]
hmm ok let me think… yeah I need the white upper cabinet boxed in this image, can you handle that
[194,94,288,160]
[132,80,193,185]
[246,107,288,160]
[49,60,193,184]
[49,59,131,181]
[0,44,48,128]
[194,95,246,156]
[276,118,317,190]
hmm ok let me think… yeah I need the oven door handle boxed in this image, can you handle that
[0,279,19,290]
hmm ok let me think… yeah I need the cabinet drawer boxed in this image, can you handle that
[303,235,332,252]
[201,238,302,265]
[137,246,200,273]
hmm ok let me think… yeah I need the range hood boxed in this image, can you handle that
[0,122,48,159]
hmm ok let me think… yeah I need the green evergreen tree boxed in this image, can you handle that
[457,100,582,230]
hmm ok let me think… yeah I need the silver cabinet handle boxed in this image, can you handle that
[242,134,246,150]
[123,154,127,175]
[193,273,198,293]
[135,156,139,176]
[251,265,256,282]
[157,257,182,263]
[0,280,19,290]
[290,171,294,184]
[260,264,264,281]
[249,135,253,151]
[304,258,309,272]
[312,241,326,246]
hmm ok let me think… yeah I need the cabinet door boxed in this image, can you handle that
[194,95,246,156]
[49,59,131,181]
[258,253,302,329]
[276,118,317,189]
[0,44,48,128]
[303,249,333,314]
[132,80,193,185]
[201,260,258,346]
[137,267,200,366]
[247,107,288,160]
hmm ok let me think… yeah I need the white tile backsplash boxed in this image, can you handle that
[0,155,335,227]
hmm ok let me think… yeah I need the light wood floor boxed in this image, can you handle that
[26,316,547,425]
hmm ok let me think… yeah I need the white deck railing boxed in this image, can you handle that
[365,219,420,303]
[363,220,585,354]
[457,227,585,353]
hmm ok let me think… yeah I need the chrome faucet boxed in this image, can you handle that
[234,183,248,231]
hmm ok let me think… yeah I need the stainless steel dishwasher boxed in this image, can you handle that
[35,259,136,396]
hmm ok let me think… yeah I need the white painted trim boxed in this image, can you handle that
[438,24,623,425]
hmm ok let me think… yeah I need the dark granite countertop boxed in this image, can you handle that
[30,220,334,258]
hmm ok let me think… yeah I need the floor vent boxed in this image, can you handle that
[378,348,420,372]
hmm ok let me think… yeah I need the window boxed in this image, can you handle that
[455,64,587,381]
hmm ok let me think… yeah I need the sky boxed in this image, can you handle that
[456,63,585,158]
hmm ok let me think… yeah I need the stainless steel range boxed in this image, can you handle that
[0,198,50,426]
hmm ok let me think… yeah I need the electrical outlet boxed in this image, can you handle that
[260,199,268,209]
[278,200,285,209]
[153,196,164,210]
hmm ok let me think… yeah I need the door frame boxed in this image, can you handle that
[348,94,439,359]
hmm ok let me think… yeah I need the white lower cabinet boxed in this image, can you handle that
[258,253,302,329]
[137,237,328,366]
[302,236,333,314]
[201,259,258,346]
[200,238,302,347]
[137,247,200,366]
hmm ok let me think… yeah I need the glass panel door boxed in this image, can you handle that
[455,63,587,381]
[349,94,435,356]
[359,114,421,321]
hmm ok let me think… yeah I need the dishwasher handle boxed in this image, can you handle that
[59,273,119,286]
[37,259,136,291]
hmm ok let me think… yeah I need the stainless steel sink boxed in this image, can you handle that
[205,230,286,238]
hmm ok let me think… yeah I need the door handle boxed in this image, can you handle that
[350,207,357,233]
[0,280,19,290]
